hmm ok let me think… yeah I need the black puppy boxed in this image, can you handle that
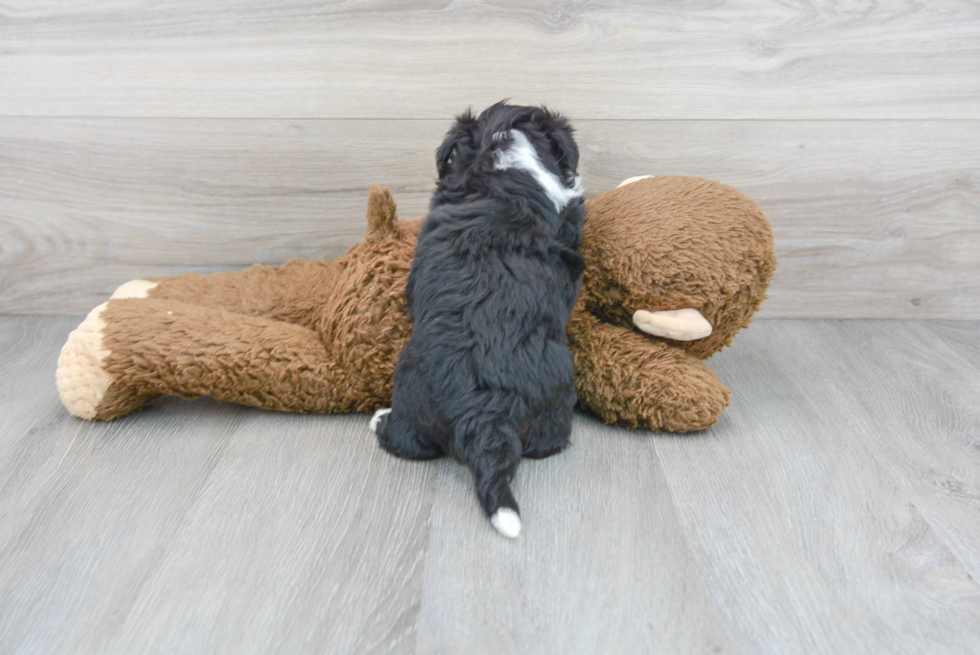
[371,102,585,538]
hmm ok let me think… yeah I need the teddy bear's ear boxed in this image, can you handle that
[364,184,399,243]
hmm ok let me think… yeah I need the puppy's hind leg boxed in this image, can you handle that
[521,387,575,460]
[373,409,443,460]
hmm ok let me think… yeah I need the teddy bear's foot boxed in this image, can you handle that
[56,303,156,420]
[57,303,113,419]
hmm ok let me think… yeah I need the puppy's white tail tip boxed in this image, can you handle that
[369,408,392,434]
[491,508,522,539]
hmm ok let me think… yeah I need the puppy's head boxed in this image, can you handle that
[435,102,582,207]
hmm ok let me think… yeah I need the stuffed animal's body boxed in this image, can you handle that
[57,176,775,432]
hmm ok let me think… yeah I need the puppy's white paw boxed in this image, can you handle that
[491,508,522,539]
[369,408,392,434]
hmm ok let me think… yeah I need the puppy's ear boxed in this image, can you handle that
[536,108,579,176]
[436,109,477,179]
[548,125,579,175]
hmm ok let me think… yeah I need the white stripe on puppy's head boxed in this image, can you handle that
[493,130,584,212]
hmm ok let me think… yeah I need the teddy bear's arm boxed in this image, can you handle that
[109,259,343,329]
[568,307,730,433]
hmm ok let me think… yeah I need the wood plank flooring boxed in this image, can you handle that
[1,316,978,654]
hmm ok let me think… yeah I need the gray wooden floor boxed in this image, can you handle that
[1,317,979,654]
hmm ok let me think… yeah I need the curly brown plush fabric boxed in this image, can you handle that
[569,176,776,430]
[57,177,775,432]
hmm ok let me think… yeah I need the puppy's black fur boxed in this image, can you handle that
[373,102,585,532]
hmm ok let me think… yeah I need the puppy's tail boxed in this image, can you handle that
[461,423,523,539]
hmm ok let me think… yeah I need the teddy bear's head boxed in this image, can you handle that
[580,176,776,360]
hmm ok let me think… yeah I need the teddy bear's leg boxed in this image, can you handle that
[569,311,730,432]
[60,262,342,421]
[57,297,359,421]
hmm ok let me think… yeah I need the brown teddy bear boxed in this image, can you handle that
[56,176,775,432]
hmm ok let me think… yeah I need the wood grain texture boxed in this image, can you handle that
[1,0,978,119]
[0,316,435,655]
[654,319,980,654]
[862,320,980,587]
[104,413,435,655]
[2,317,980,654]
[2,118,978,317]
[413,416,733,655]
